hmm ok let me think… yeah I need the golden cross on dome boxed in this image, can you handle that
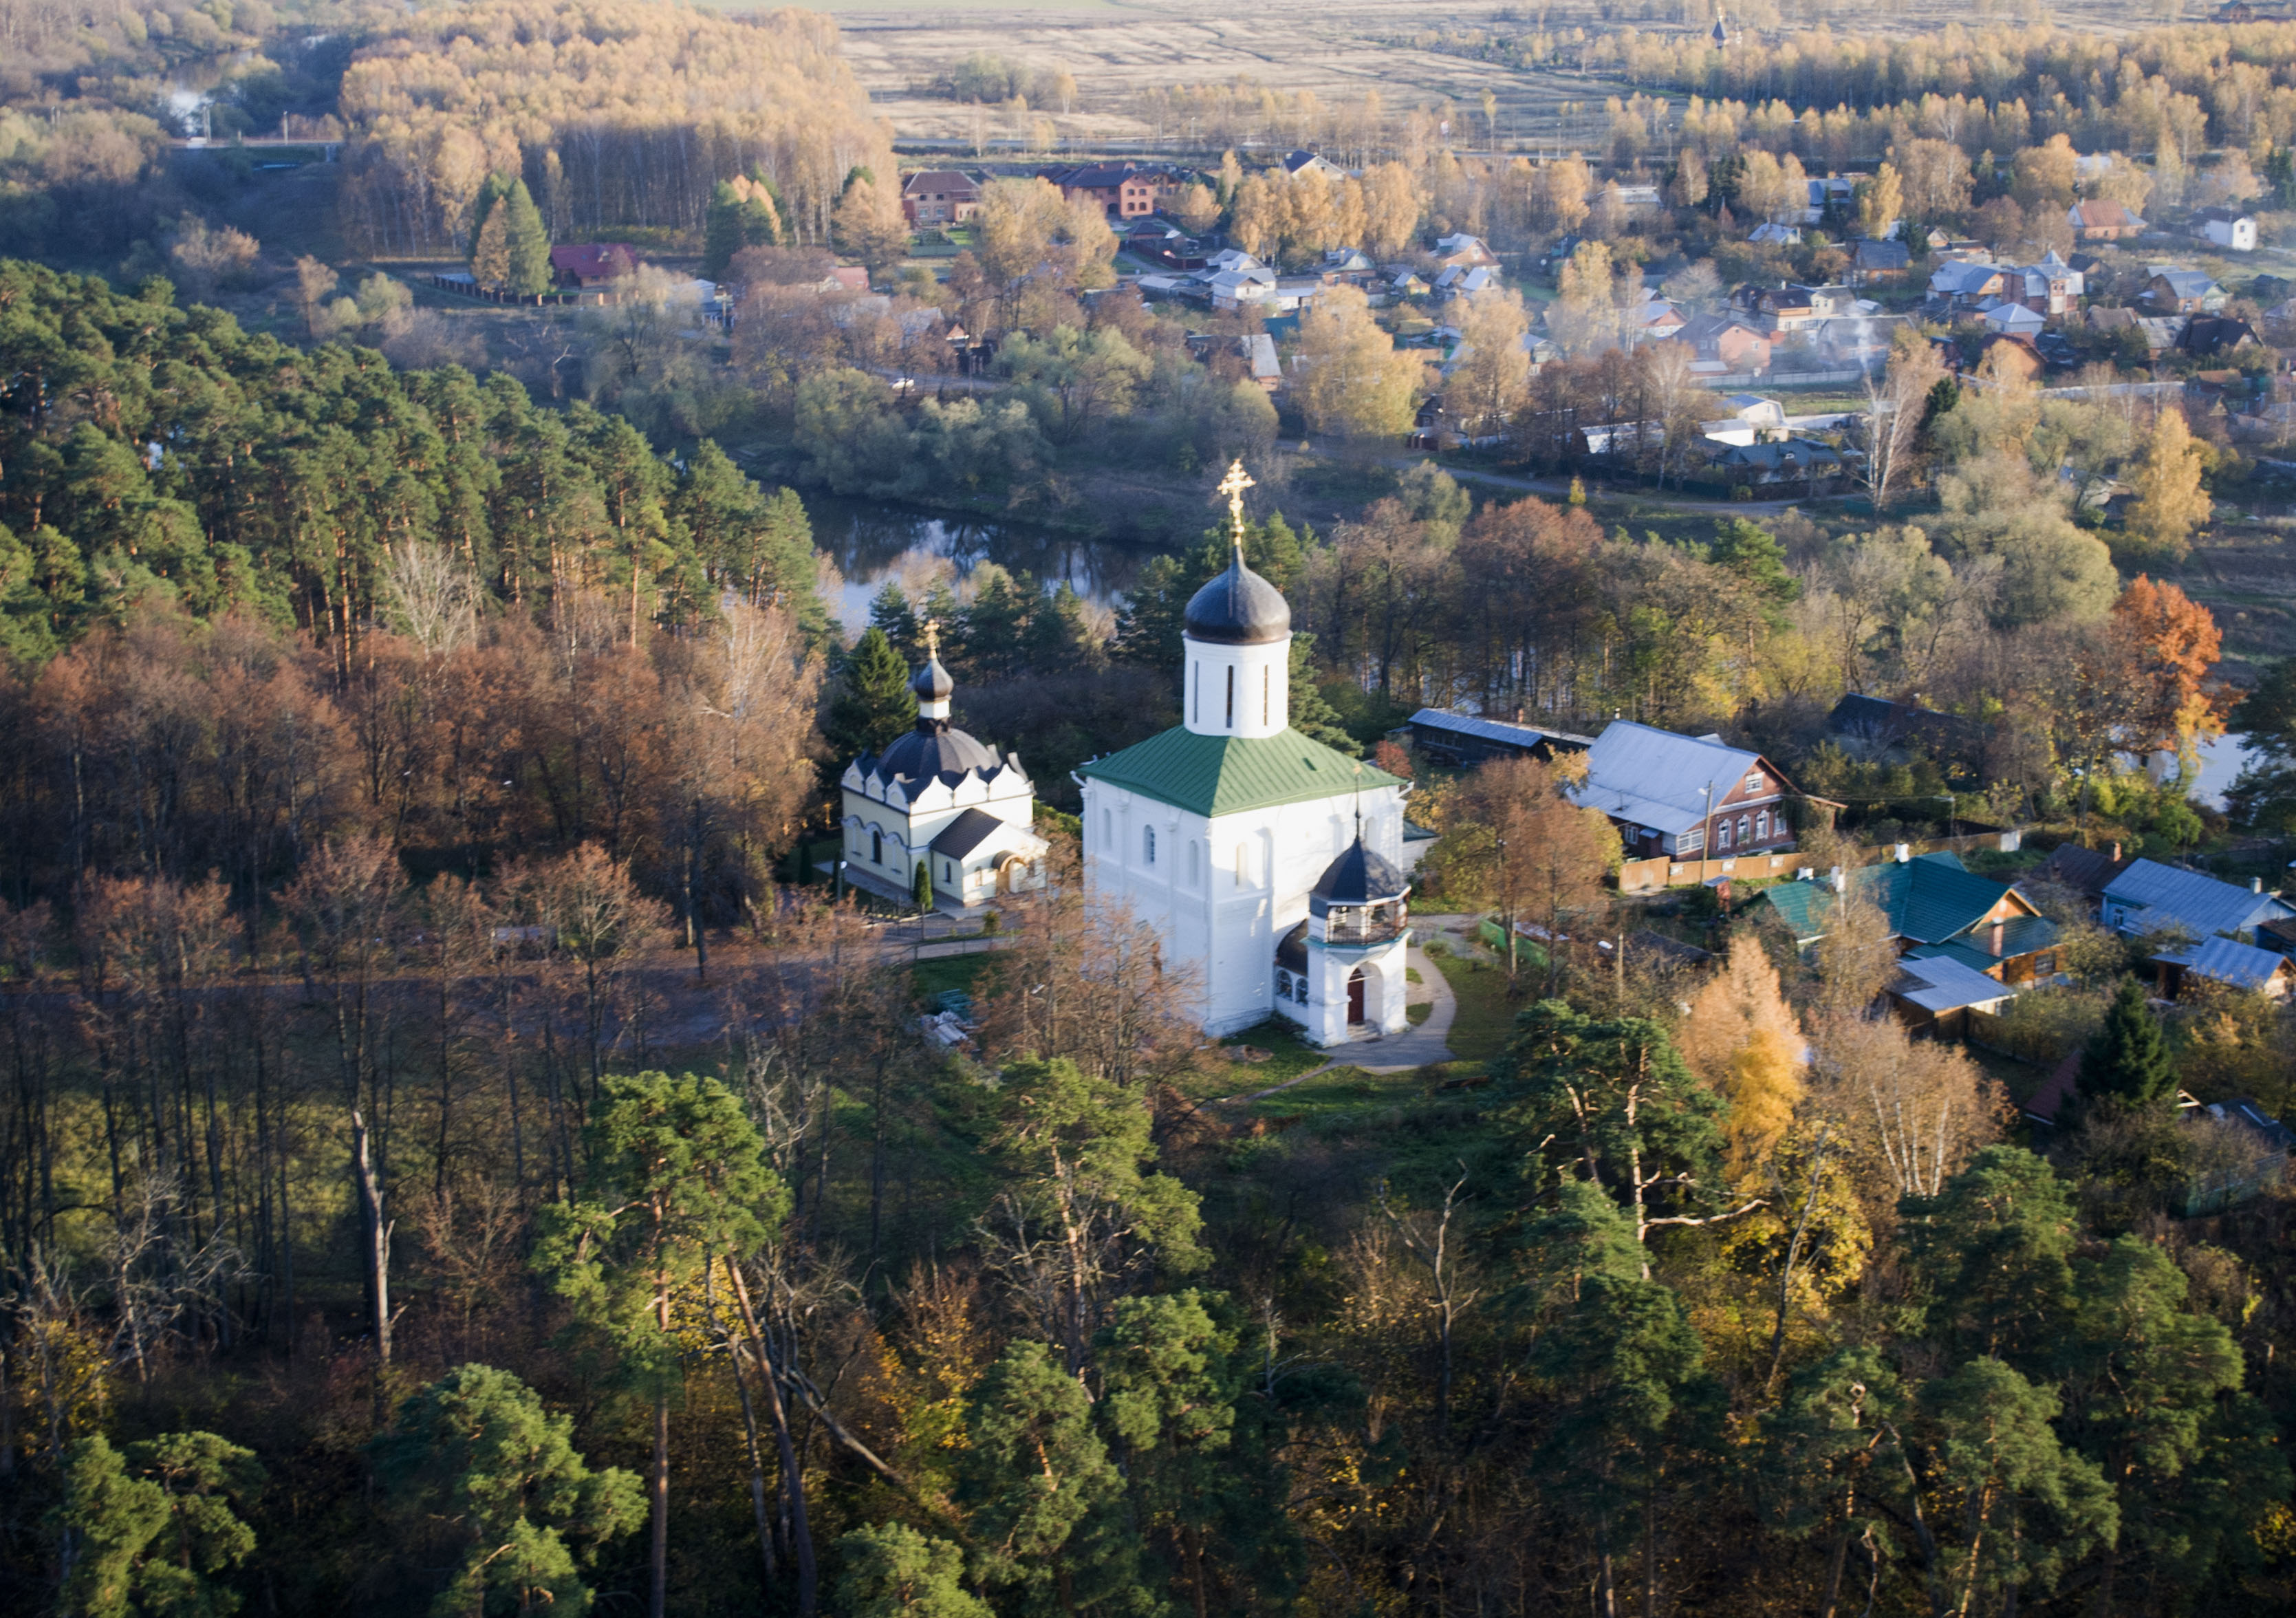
[1216,458,1255,550]
[920,616,941,660]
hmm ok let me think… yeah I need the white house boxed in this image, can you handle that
[840,630,1048,911]
[2196,208,2259,252]
[1077,464,1412,1043]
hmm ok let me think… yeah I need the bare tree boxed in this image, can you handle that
[1861,333,1945,513]
[1377,1171,1481,1432]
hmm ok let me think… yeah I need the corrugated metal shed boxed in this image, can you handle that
[2154,934,2293,991]
[1892,955,2017,1013]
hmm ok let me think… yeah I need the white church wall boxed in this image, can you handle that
[1182,636,1290,740]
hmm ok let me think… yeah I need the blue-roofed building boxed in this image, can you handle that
[1757,851,2063,986]
[2152,934,2296,1000]
[1400,709,1594,770]
[2099,859,2296,943]
[1569,720,1810,861]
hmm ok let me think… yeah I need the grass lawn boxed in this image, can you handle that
[1428,950,1529,1065]
[1246,1064,1400,1123]
[1217,1020,1329,1087]
[911,951,998,1004]
[1407,1002,1431,1025]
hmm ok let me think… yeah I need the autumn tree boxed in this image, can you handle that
[1854,160,1903,241]
[1292,284,1425,439]
[2110,574,2222,757]
[834,175,911,281]
[2125,407,2211,562]
[1445,290,1533,436]
[1678,936,1805,1185]
[1425,755,1619,986]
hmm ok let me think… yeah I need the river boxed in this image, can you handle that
[803,495,1150,633]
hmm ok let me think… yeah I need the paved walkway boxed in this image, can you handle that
[1230,940,1458,1102]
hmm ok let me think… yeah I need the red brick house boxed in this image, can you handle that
[1665,313,1772,373]
[900,170,982,227]
[2068,199,2145,242]
[1037,162,1187,219]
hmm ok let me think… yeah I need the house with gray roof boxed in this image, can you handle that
[2100,858,2296,942]
[2154,934,2296,999]
[2147,268,2228,314]
[1568,721,1805,861]
[1401,709,1594,769]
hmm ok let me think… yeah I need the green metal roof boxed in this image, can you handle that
[1758,852,2061,958]
[1903,940,2003,975]
[1076,726,1398,819]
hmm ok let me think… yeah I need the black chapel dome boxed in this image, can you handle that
[874,725,1001,783]
[1184,550,1291,645]
[1310,837,1409,915]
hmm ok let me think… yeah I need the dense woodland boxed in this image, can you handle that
[6,6,2296,1615]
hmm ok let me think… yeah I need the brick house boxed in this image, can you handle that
[1667,313,1772,372]
[1038,162,1185,219]
[2068,199,2146,241]
[550,244,639,287]
[900,170,982,226]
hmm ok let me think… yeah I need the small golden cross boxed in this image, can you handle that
[1216,458,1255,548]
[920,616,940,659]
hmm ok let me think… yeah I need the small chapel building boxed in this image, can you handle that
[1077,463,1413,1044]
[839,629,1048,912]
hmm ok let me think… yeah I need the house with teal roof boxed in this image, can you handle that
[1757,851,2063,987]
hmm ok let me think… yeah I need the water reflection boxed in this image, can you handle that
[804,495,1148,634]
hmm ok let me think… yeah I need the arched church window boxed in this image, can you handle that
[1143,826,1157,865]
[1187,841,1200,886]
[1275,967,1292,998]
[1262,665,1270,726]
[871,828,882,863]
[1191,662,1200,724]
[1225,665,1235,729]
[1101,808,1112,850]
[1297,975,1310,1005]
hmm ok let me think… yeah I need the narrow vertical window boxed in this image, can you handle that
[1191,662,1199,724]
[1144,826,1156,865]
[1101,808,1112,850]
[1235,843,1247,887]
[1225,665,1235,729]
[1262,665,1270,726]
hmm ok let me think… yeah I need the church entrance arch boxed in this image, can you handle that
[1347,968,1366,1024]
[996,854,1030,896]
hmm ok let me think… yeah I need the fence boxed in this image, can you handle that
[424,276,616,307]
[1616,827,2025,895]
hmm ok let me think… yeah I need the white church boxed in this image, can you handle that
[1076,463,1415,1044]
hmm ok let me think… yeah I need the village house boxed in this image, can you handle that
[1981,299,2046,337]
[1759,851,2064,986]
[1282,149,1348,180]
[1850,239,1912,284]
[1434,233,1499,269]
[899,170,981,226]
[1665,313,1771,374]
[550,243,639,287]
[2100,858,2296,942]
[1928,260,2008,310]
[1568,721,1806,861]
[1885,953,2022,1041]
[2193,206,2260,252]
[2176,315,2260,358]
[2068,199,2147,241]
[1711,438,1845,488]
[1748,221,1803,247]
[2147,268,2229,314]
[1038,162,1186,219]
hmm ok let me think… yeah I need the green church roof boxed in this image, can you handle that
[1077,726,1398,819]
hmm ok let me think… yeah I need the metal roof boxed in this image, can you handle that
[1892,954,2019,1013]
[2154,934,2292,991]
[2102,859,2295,938]
[1405,708,1594,751]
[1568,720,1766,834]
[1079,727,1400,819]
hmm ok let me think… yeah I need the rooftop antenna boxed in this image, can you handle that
[1217,457,1255,558]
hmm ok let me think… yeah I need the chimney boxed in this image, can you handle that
[1989,918,2005,956]
[2110,841,2121,862]
[2255,876,2265,894]
[1894,843,1911,863]
[1830,866,1847,893]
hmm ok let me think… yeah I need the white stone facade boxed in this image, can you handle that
[840,759,1042,910]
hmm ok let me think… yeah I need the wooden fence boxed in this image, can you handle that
[1616,828,2025,894]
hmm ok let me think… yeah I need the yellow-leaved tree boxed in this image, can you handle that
[1293,285,1427,440]
[2126,407,2211,563]
[1678,936,1805,1186]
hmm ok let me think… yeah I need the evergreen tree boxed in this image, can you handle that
[54,1432,264,1618]
[869,582,919,656]
[2079,976,2176,1110]
[1709,517,1800,606]
[956,1340,1142,1615]
[913,855,933,910]
[836,1524,991,1617]
[1497,1001,1731,1259]
[702,180,748,281]
[1903,1145,2077,1368]
[827,627,919,762]
[499,179,554,296]
[373,1365,643,1618]
[1286,632,1360,756]
[534,1071,790,1618]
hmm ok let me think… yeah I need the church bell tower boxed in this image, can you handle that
[1182,461,1292,741]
